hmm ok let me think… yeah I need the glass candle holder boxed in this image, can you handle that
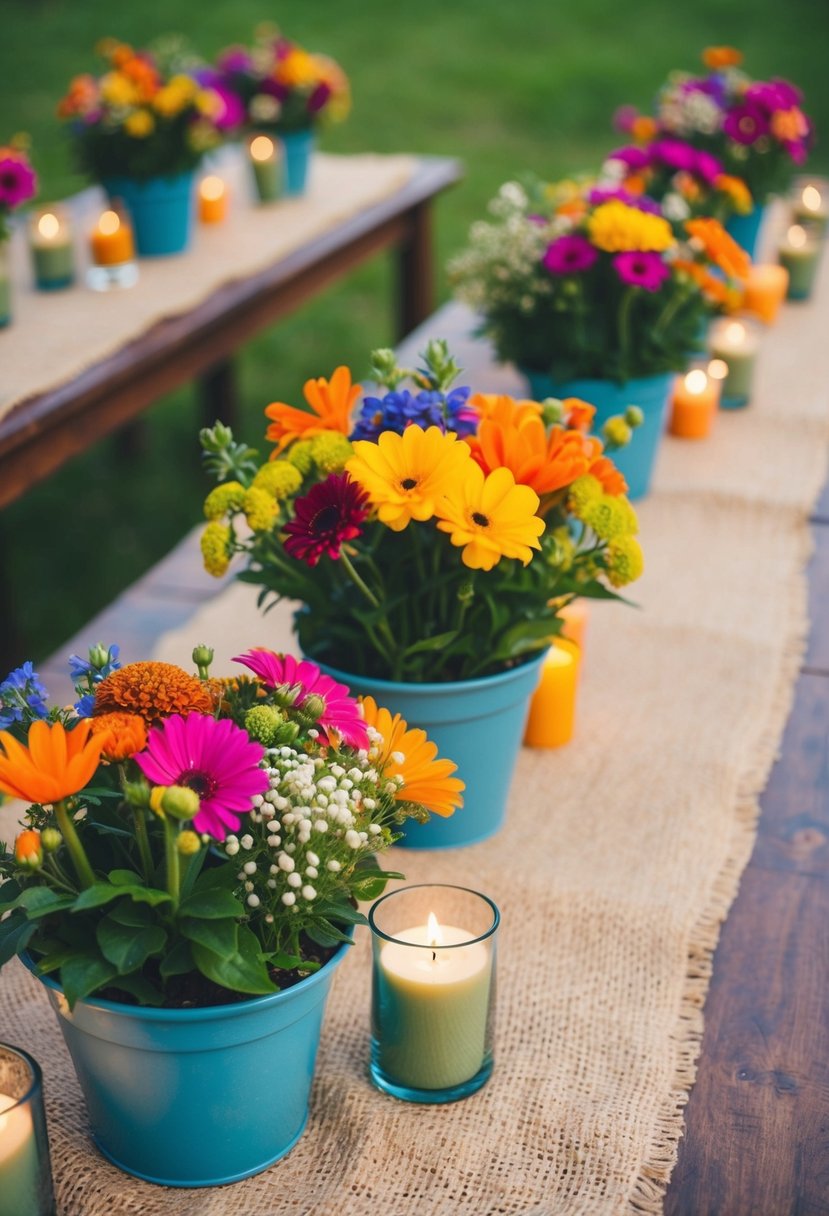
[0,1044,56,1216]
[708,316,760,409]
[28,206,75,291]
[369,884,499,1104]
[248,134,281,204]
[87,206,138,292]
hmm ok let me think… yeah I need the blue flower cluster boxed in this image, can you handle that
[349,386,477,442]
[69,643,121,718]
[0,662,50,730]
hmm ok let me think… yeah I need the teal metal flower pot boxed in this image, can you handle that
[317,654,545,850]
[520,370,673,501]
[24,940,349,1186]
[279,130,315,196]
[725,203,767,260]
[103,172,195,257]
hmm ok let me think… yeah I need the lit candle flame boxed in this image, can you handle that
[427,912,443,949]
[787,224,808,250]
[724,321,746,345]
[684,369,709,396]
[802,185,822,212]
[37,212,60,241]
[707,358,729,381]
[200,175,225,201]
[250,135,275,163]
[98,210,120,236]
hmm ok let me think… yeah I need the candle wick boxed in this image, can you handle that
[432,949,437,962]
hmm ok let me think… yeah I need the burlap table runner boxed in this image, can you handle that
[0,151,416,418]
[1,208,827,1213]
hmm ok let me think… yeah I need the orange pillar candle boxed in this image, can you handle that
[90,209,135,266]
[198,175,228,224]
[559,601,589,652]
[669,368,720,439]
[740,263,790,325]
[524,638,580,748]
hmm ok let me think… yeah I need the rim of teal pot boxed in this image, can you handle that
[317,650,545,695]
[368,883,500,948]
[20,937,350,1023]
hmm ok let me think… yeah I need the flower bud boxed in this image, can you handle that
[270,681,302,709]
[192,644,214,670]
[160,785,200,821]
[14,830,42,870]
[457,582,475,605]
[40,828,62,854]
[300,694,326,722]
[177,830,201,856]
[274,720,300,745]
[124,778,151,809]
[88,643,110,669]
[541,397,565,426]
[370,347,397,376]
[624,405,644,429]
[245,704,287,747]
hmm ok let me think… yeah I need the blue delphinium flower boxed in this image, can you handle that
[350,385,476,441]
[0,662,50,730]
[69,643,121,717]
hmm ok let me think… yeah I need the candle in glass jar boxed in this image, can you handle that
[792,183,828,237]
[0,1092,40,1216]
[29,209,74,290]
[778,224,821,300]
[198,175,228,224]
[90,209,135,266]
[524,638,580,748]
[740,263,790,325]
[248,135,280,203]
[670,368,720,439]
[708,318,759,409]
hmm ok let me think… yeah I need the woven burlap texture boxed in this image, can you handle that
[1,213,827,1215]
[0,151,416,419]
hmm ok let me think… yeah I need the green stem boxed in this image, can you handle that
[617,287,637,381]
[132,806,155,884]
[339,550,398,665]
[164,820,181,912]
[53,800,95,889]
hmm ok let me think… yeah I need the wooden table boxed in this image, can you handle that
[0,155,460,512]
[37,299,829,1214]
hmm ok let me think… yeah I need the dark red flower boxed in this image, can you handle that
[283,472,369,566]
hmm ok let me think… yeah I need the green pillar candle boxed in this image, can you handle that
[29,210,74,291]
[779,224,821,300]
[0,244,10,327]
[792,184,829,238]
[248,135,281,203]
[709,318,759,408]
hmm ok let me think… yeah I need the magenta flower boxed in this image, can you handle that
[613,105,639,134]
[588,187,662,215]
[233,650,369,750]
[0,156,37,209]
[308,82,332,114]
[746,79,802,113]
[283,473,369,567]
[694,150,723,184]
[724,103,770,145]
[613,251,670,292]
[134,714,268,840]
[216,46,253,75]
[607,145,651,172]
[542,234,598,275]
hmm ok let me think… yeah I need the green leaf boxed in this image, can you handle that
[71,884,124,911]
[159,937,194,978]
[401,630,459,658]
[61,954,119,1008]
[351,869,396,902]
[305,919,354,948]
[192,926,277,996]
[179,915,238,960]
[0,908,37,966]
[178,889,246,920]
[106,973,165,1006]
[107,901,155,928]
[108,869,143,886]
[96,916,167,975]
[17,888,76,919]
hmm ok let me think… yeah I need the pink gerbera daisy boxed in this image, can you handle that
[613,251,671,292]
[233,650,369,750]
[0,155,37,209]
[542,234,598,275]
[134,714,268,840]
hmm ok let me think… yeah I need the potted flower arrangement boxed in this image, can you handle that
[0,644,459,1184]
[197,339,644,847]
[449,178,745,496]
[613,46,813,256]
[208,25,351,196]
[0,136,37,326]
[57,38,228,256]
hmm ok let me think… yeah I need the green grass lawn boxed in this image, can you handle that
[3,0,828,664]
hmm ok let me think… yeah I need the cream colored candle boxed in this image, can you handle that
[708,318,759,407]
[779,224,821,300]
[792,183,828,237]
[0,1092,40,1216]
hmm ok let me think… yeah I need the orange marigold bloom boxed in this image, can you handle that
[94,661,214,722]
[264,366,360,455]
[631,116,658,144]
[623,173,647,196]
[555,198,588,221]
[702,46,743,70]
[685,217,751,281]
[468,415,592,497]
[563,398,596,434]
[89,712,148,762]
[0,720,106,805]
[771,108,809,143]
[360,696,463,819]
[714,174,752,214]
[468,392,542,427]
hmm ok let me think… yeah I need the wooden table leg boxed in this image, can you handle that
[199,358,238,431]
[396,202,434,340]
[0,521,23,673]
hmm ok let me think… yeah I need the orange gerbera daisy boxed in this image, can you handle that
[0,720,106,805]
[685,218,750,281]
[702,46,743,70]
[562,398,596,434]
[468,393,542,427]
[630,115,658,144]
[585,440,628,496]
[264,366,361,455]
[360,696,463,819]
[94,662,214,722]
[468,415,592,497]
[89,711,148,762]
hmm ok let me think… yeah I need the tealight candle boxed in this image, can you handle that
[524,637,580,748]
[198,175,228,224]
[778,224,821,300]
[670,367,720,439]
[29,207,74,291]
[708,317,760,409]
[369,885,499,1102]
[560,600,589,652]
[248,135,280,204]
[0,1043,55,1216]
[740,263,790,325]
[792,183,828,237]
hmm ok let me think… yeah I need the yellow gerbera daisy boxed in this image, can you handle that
[435,464,544,571]
[346,425,472,532]
[361,696,463,819]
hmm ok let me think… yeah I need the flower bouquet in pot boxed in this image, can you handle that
[207,25,350,197]
[197,339,644,847]
[0,136,37,326]
[57,38,228,255]
[0,644,459,1185]
[449,178,745,497]
[613,46,813,255]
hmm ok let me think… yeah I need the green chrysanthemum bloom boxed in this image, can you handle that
[605,535,644,587]
[568,474,603,520]
[310,431,354,474]
[243,486,278,532]
[286,440,315,475]
[200,521,232,578]
[203,481,246,521]
[582,494,638,542]
[603,416,632,448]
[252,459,303,500]
[546,526,576,572]
[244,704,287,746]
